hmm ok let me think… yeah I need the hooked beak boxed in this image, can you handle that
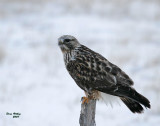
[58,40,68,52]
[58,38,64,46]
[58,41,63,46]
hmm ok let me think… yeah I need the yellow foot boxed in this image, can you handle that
[82,97,89,104]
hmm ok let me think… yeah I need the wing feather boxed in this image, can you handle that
[66,45,133,91]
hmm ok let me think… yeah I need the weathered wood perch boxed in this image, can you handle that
[79,99,96,126]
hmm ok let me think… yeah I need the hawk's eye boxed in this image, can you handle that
[64,39,70,42]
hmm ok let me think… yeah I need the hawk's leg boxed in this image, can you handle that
[81,90,100,104]
[82,96,89,104]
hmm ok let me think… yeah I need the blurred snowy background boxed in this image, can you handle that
[0,0,160,126]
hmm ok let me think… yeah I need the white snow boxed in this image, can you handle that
[0,0,160,126]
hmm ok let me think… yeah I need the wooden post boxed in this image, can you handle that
[79,99,96,126]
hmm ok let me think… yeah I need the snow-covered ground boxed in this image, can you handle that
[0,0,160,126]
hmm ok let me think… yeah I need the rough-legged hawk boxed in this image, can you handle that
[58,35,150,113]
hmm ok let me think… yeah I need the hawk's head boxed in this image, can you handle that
[58,35,80,53]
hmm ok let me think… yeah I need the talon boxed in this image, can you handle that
[82,97,89,104]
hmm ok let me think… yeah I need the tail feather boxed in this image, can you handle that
[96,85,151,110]
[115,86,151,109]
[121,97,144,113]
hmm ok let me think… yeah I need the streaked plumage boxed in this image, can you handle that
[58,35,151,113]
